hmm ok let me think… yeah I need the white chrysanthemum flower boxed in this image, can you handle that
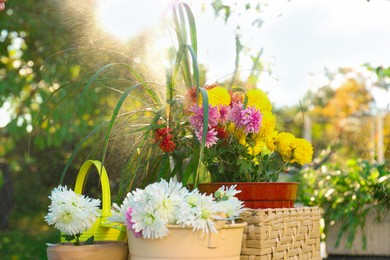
[109,191,135,223]
[131,203,169,239]
[176,189,202,227]
[215,185,241,201]
[189,193,220,233]
[217,197,244,218]
[108,179,244,239]
[44,185,101,236]
[161,179,189,224]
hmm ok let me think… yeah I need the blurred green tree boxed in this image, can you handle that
[0,0,155,231]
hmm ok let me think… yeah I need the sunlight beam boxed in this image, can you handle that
[96,0,170,41]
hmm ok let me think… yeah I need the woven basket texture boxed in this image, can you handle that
[240,207,321,260]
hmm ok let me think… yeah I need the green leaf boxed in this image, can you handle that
[185,45,199,88]
[101,82,156,169]
[182,3,198,55]
[182,141,200,185]
[84,235,94,245]
[157,153,171,180]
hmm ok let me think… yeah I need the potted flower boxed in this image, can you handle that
[45,185,128,260]
[185,84,314,208]
[109,178,247,260]
[298,157,390,256]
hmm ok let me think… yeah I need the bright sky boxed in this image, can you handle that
[97,0,390,107]
[193,0,390,106]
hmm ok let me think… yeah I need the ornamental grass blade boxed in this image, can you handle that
[157,153,171,180]
[115,109,164,197]
[193,88,209,186]
[101,82,157,170]
[185,45,199,88]
[59,121,107,184]
[173,7,192,88]
[182,3,197,55]
[74,63,161,119]
[182,142,200,185]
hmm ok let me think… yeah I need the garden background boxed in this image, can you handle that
[0,0,389,259]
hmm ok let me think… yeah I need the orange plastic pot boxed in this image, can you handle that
[198,182,299,209]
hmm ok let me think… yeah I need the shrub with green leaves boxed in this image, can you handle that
[298,157,389,249]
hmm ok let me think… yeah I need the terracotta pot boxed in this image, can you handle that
[47,241,128,260]
[198,182,299,209]
[127,223,247,260]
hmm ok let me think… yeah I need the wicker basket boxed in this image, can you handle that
[240,207,321,260]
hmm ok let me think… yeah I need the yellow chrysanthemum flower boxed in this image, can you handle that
[246,89,272,112]
[227,122,235,133]
[199,86,231,107]
[265,130,278,152]
[276,132,296,162]
[233,127,245,140]
[259,111,276,137]
[247,140,265,156]
[291,138,313,165]
[238,134,247,146]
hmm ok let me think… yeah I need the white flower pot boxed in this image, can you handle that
[127,223,247,260]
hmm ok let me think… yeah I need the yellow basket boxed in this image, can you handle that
[61,160,126,242]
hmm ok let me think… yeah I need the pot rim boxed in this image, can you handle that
[47,241,128,247]
[199,182,299,185]
[165,222,247,230]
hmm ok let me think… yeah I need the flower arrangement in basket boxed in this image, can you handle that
[110,178,247,259]
[110,178,244,239]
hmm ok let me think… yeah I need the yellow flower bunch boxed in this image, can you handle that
[246,89,272,112]
[274,132,313,165]
[258,111,276,137]
[200,86,231,107]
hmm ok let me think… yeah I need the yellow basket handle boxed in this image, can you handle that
[74,160,111,218]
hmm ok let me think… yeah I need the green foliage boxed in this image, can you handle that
[203,138,287,182]
[62,234,94,246]
[52,2,210,200]
[0,229,59,260]
[298,154,390,249]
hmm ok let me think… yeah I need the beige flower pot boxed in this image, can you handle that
[326,210,390,256]
[47,241,128,260]
[128,223,247,260]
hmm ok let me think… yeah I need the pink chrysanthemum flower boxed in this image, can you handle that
[208,106,220,127]
[218,105,230,124]
[241,106,262,134]
[189,105,204,129]
[196,128,219,148]
[189,105,220,129]
[125,207,142,238]
[230,102,244,127]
